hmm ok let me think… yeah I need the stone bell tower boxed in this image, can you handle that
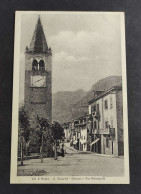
[24,16,52,127]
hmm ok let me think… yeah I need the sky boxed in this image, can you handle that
[19,12,122,103]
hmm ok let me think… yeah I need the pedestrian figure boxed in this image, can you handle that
[61,143,65,157]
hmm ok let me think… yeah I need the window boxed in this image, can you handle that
[104,100,108,109]
[106,136,109,148]
[105,121,109,129]
[98,121,99,130]
[97,103,99,111]
[93,105,96,112]
[110,96,113,109]
[32,59,38,70]
[39,60,45,71]
[94,121,97,129]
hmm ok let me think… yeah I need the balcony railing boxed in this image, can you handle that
[93,129,98,134]
[98,128,110,135]
[92,128,110,135]
[92,111,100,120]
[90,127,115,137]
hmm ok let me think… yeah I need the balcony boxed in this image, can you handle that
[91,127,115,136]
[98,128,110,135]
[93,129,98,134]
[86,114,92,120]
[92,128,110,135]
[92,111,100,120]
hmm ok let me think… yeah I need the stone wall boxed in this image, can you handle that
[24,52,52,128]
[103,136,118,156]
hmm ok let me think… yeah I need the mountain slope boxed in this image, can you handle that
[74,75,122,107]
[52,76,122,124]
[52,89,87,124]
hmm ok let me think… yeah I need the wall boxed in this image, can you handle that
[64,128,71,140]
[103,137,118,156]
[25,52,52,71]
[89,90,121,156]
[116,90,124,155]
[103,92,118,156]
[80,125,87,151]
[24,52,52,128]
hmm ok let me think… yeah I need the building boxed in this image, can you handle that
[63,122,72,142]
[70,117,88,151]
[24,16,52,127]
[77,117,88,151]
[71,119,80,149]
[88,84,123,156]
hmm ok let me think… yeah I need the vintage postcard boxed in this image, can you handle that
[10,11,129,184]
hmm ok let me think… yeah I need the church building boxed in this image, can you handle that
[24,16,52,127]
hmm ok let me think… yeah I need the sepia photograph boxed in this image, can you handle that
[10,11,129,184]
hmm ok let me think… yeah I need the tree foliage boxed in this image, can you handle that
[51,121,64,140]
[34,116,54,158]
[18,107,31,162]
[36,116,53,143]
[19,107,30,142]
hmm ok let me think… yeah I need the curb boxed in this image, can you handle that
[65,144,123,159]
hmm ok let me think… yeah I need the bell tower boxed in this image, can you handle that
[24,16,52,127]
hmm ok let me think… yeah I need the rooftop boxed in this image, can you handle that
[27,16,49,53]
[88,83,122,105]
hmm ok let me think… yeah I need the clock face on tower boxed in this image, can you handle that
[31,75,46,87]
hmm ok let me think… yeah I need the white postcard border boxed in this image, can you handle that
[10,11,129,184]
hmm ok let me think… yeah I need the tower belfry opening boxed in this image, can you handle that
[32,59,38,70]
[39,60,45,71]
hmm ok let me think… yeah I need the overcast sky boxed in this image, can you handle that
[19,12,122,102]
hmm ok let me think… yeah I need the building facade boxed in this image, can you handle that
[68,84,124,156]
[72,119,80,149]
[63,122,72,142]
[73,117,87,151]
[24,16,52,127]
[69,117,88,151]
[88,84,123,156]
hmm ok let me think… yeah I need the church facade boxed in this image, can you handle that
[24,16,52,127]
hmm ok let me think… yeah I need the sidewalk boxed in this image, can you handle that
[65,143,123,159]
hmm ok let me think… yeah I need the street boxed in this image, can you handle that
[17,143,124,177]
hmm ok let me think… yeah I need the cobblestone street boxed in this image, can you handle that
[17,143,124,177]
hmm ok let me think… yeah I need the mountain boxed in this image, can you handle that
[53,75,122,124]
[73,75,122,107]
[52,89,87,124]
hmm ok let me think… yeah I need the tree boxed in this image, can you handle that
[19,107,30,165]
[51,122,64,160]
[36,116,51,163]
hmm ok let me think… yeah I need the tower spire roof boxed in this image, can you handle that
[29,16,48,53]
